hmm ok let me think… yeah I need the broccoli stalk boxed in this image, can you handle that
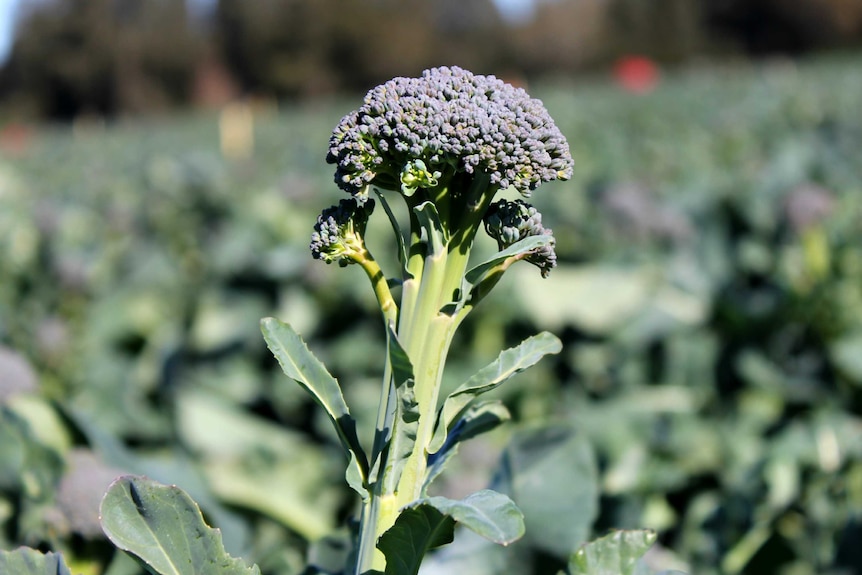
[314,66,573,573]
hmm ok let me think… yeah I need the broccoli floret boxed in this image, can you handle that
[310,198,375,267]
[326,66,573,201]
[484,199,557,277]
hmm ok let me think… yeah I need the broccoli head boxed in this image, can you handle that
[326,66,573,201]
[484,199,557,277]
[310,198,375,267]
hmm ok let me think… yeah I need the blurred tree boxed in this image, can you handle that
[4,0,117,118]
[2,0,202,119]
[607,0,704,62]
[510,0,613,75]
[3,0,861,120]
[213,0,506,97]
[114,0,202,114]
[428,0,512,73]
[703,0,862,55]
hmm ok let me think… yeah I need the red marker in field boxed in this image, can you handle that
[614,56,659,94]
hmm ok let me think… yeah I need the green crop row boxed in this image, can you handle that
[2,53,861,575]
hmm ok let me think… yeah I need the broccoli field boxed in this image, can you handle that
[2,53,862,575]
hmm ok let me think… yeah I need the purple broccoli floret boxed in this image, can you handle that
[326,66,573,200]
[484,199,557,278]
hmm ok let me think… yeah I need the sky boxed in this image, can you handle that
[0,0,535,65]
[0,0,18,64]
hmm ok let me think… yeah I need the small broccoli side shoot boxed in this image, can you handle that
[484,198,557,278]
[310,198,374,267]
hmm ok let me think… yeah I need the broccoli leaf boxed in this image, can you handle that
[100,475,261,575]
[428,331,562,454]
[418,490,524,545]
[0,548,73,575]
[464,234,554,286]
[496,424,598,558]
[260,317,368,484]
[566,529,658,575]
[377,504,455,575]
[379,490,524,575]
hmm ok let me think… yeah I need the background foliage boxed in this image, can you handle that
[1,53,862,574]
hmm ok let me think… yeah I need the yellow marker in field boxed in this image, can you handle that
[220,101,254,161]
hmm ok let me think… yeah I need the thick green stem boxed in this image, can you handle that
[353,175,501,573]
[392,181,497,506]
[395,313,457,505]
[355,491,398,574]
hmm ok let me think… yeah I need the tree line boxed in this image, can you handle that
[1,0,860,121]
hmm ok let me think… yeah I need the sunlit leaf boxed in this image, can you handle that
[465,235,554,286]
[418,490,525,545]
[176,391,342,540]
[429,331,562,454]
[100,475,261,575]
[0,548,73,575]
[567,529,657,575]
[260,317,368,480]
[379,490,523,575]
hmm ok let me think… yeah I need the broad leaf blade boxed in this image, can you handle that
[418,489,525,545]
[260,317,368,478]
[378,504,455,575]
[465,235,553,285]
[494,424,598,558]
[0,548,73,575]
[100,475,260,575]
[429,332,562,453]
[568,530,657,575]
[379,490,523,575]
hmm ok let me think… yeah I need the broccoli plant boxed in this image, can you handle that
[2,67,669,575]
[298,66,572,573]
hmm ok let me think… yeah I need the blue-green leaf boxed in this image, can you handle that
[495,424,598,557]
[0,548,73,575]
[464,235,553,285]
[417,490,525,545]
[379,490,524,575]
[378,504,455,575]
[568,530,658,575]
[260,317,368,480]
[429,332,562,454]
[100,475,261,575]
